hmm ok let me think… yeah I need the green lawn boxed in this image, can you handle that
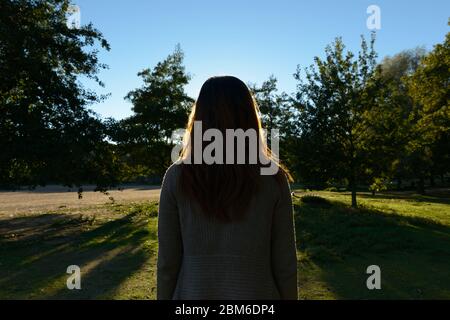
[294,190,450,299]
[0,190,449,299]
[0,202,159,299]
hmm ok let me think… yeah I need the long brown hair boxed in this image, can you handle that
[179,76,289,222]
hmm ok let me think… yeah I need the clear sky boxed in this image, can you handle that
[75,0,450,120]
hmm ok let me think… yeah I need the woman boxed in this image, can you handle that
[157,76,297,300]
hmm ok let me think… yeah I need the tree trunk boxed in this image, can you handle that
[350,174,357,208]
[351,184,357,207]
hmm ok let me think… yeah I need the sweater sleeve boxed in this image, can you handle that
[271,175,298,300]
[157,165,183,300]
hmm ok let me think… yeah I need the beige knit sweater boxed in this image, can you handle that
[157,163,298,300]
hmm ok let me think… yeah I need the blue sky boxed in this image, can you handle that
[75,0,450,120]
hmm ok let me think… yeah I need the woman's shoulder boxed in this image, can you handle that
[163,161,183,183]
[258,169,291,198]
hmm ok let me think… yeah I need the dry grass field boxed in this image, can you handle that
[0,185,161,217]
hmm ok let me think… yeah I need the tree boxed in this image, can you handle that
[362,48,427,192]
[0,0,114,188]
[406,26,450,192]
[294,34,377,207]
[249,76,298,173]
[249,76,293,135]
[110,46,193,179]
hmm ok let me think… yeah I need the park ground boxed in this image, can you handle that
[0,186,449,299]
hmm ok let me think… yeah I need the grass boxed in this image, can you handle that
[0,190,449,299]
[293,191,450,299]
[0,202,159,299]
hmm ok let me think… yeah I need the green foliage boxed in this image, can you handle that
[363,48,427,190]
[294,34,378,206]
[249,76,298,174]
[0,0,114,188]
[293,27,449,197]
[407,30,450,142]
[368,177,388,194]
[0,1,448,196]
[361,27,450,194]
[109,46,193,178]
[406,28,450,189]
[250,76,294,135]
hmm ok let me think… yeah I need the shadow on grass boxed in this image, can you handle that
[2,196,449,300]
[295,199,450,299]
[0,211,156,299]
[357,189,450,205]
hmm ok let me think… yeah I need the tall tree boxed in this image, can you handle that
[250,76,293,135]
[406,26,450,192]
[294,34,377,207]
[362,48,427,192]
[0,0,114,188]
[249,76,298,172]
[110,46,193,179]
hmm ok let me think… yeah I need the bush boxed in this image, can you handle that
[369,177,389,195]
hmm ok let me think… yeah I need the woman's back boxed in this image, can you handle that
[157,163,297,300]
[157,75,297,300]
